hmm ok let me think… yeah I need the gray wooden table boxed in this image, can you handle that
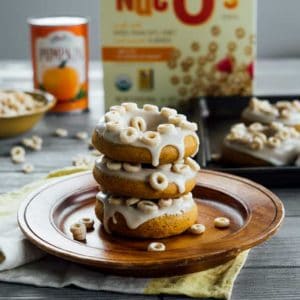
[0,60,299,299]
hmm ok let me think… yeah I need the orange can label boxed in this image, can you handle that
[29,17,89,112]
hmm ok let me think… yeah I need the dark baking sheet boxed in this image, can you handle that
[185,96,300,187]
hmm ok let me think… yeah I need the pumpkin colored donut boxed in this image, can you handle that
[92,103,199,166]
[95,192,198,239]
[93,155,200,199]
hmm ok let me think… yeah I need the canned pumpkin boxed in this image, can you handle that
[28,17,89,112]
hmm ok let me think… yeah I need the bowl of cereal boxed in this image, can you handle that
[0,89,56,138]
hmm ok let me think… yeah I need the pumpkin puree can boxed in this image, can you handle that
[28,17,89,112]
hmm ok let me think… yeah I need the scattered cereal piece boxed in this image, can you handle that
[147,242,166,252]
[72,154,92,167]
[75,131,88,140]
[211,25,221,36]
[80,217,94,231]
[235,27,245,39]
[55,128,68,137]
[22,163,34,174]
[70,222,86,241]
[10,146,26,164]
[189,223,206,235]
[191,41,200,52]
[214,217,230,228]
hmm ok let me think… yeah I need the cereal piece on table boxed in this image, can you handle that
[214,217,230,228]
[147,242,166,252]
[189,223,206,235]
[22,163,34,174]
[55,128,68,137]
[70,222,86,241]
[75,131,89,140]
[79,217,94,231]
[10,146,26,164]
[72,154,92,167]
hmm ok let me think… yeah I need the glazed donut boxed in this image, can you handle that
[92,103,199,166]
[93,155,200,199]
[95,192,198,239]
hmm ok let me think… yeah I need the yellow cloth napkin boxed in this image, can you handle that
[0,167,248,299]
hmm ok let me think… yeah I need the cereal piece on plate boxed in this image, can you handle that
[147,242,166,252]
[189,223,206,235]
[79,217,94,231]
[214,217,230,228]
[70,222,86,241]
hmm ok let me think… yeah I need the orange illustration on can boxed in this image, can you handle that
[28,17,89,112]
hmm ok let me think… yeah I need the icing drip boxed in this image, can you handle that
[95,105,199,166]
[96,192,195,233]
[96,156,199,193]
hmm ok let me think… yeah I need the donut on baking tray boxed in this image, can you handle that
[92,103,199,166]
[95,191,198,239]
[222,122,300,166]
[242,97,300,131]
[93,155,200,199]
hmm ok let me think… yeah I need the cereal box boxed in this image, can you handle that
[100,0,256,109]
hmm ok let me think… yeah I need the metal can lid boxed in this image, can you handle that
[28,16,88,26]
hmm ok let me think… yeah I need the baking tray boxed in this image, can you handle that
[185,96,300,187]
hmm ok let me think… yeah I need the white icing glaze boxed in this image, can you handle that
[95,156,198,193]
[95,104,199,166]
[96,192,195,233]
[242,99,300,126]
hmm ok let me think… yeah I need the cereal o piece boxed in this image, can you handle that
[55,128,68,137]
[183,75,192,85]
[191,41,200,52]
[189,223,206,235]
[172,163,189,174]
[160,107,177,118]
[10,146,25,158]
[141,131,161,146]
[180,121,198,131]
[70,222,86,241]
[157,124,176,134]
[178,87,187,97]
[122,102,138,112]
[147,242,166,252]
[158,198,173,208]
[185,157,200,172]
[266,137,281,148]
[250,136,265,150]
[110,105,126,114]
[80,217,94,231]
[149,172,168,191]
[126,197,140,206]
[106,121,121,133]
[276,129,290,141]
[108,197,123,205]
[106,160,122,171]
[105,111,120,122]
[280,109,290,119]
[186,57,194,66]
[167,60,177,69]
[130,116,147,132]
[170,75,180,85]
[235,27,245,39]
[292,100,300,111]
[211,25,221,36]
[22,163,34,174]
[158,163,172,171]
[227,41,237,52]
[123,162,141,173]
[143,104,159,112]
[249,122,264,132]
[208,41,218,53]
[168,116,184,126]
[75,131,88,140]
[214,217,230,228]
[138,200,159,213]
[120,127,139,144]
[244,46,252,56]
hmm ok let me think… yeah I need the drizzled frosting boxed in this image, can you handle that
[242,98,300,126]
[95,155,199,193]
[95,103,199,166]
[224,122,300,166]
[96,191,195,233]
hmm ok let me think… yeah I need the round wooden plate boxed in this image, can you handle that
[18,170,284,277]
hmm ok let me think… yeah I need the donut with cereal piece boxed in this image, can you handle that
[222,122,300,167]
[95,192,198,239]
[92,103,199,166]
[242,97,300,131]
[93,155,200,199]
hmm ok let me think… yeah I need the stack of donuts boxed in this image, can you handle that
[92,102,201,239]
